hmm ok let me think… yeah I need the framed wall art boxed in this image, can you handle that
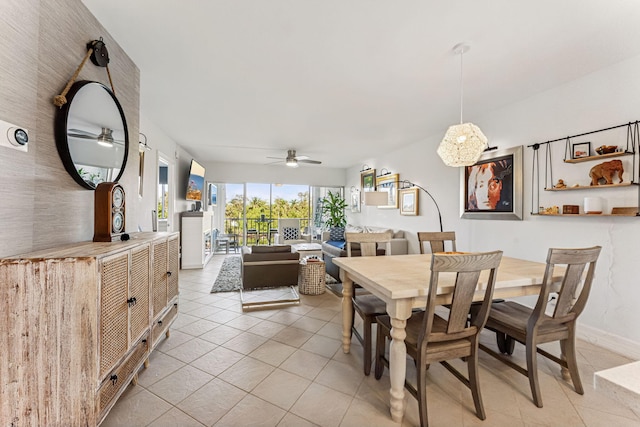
[572,141,591,159]
[350,189,361,213]
[208,183,217,206]
[375,173,399,209]
[399,187,419,215]
[460,146,523,220]
[360,169,376,192]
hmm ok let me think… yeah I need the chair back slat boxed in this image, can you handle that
[345,231,392,257]
[554,263,586,317]
[417,231,457,254]
[448,271,482,333]
[419,251,503,344]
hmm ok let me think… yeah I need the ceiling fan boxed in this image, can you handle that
[68,127,125,147]
[266,149,322,167]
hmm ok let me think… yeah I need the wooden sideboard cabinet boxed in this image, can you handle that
[0,232,180,427]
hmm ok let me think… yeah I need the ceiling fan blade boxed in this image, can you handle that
[68,128,98,136]
[68,133,97,140]
[294,155,309,160]
[265,160,284,165]
[298,159,321,164]
[68,133,125,143]
[266,156,286,160]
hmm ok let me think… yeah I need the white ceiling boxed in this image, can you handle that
[81,0,640,169]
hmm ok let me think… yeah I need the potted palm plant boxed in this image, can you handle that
[321,190,348,240]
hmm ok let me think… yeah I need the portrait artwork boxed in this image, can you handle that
[461,146,523,220]
[466,156,513,211]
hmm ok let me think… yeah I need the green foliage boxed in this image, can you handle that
[224,192,310,222]
[321,191,347,228]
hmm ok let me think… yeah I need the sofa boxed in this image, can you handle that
[322,225,408,281]
[241,245,300,289]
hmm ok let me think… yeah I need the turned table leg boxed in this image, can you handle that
[341,276,353,354]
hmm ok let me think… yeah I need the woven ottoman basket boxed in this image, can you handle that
[298,259,326,295]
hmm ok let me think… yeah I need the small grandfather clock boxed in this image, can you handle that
[94,182,126,242]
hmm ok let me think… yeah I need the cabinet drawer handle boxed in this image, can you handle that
[158,320,163,325]
[166,271,172,277]
[110,374,118,385]
[127,297,137,307]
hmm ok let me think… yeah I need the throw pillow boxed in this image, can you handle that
[365,226,394,234]
[282,227,299,241]
[325,240,346,250]
[345,224,364,233]
[329,226,345,241]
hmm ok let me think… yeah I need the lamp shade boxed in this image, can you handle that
[437,122,488,167]
[364,191,388,206]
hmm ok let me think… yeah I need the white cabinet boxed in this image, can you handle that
[181,211,214,269]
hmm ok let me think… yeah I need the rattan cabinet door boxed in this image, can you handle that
[152,239,168,319]
[167,235,179,301]
[100,252,129,378]
[130,245,150,344]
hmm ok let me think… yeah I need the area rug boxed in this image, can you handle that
[211,255,340,294]
[210,256,242,293]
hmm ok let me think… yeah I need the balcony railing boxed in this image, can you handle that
[222,217,314,246]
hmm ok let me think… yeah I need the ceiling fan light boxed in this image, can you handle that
[97,139,114,148]
[437,122,487,167]
[96,127,115,147]
[286,158,298,167]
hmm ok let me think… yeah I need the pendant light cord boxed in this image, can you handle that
[459,49,464,125]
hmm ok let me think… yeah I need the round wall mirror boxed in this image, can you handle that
[55,80,129,190]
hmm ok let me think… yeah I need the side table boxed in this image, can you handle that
[298,259,326,295]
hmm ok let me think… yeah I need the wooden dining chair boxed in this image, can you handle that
[374,251,503,427]
[419,231,507,329]
[475,246,601,408]
[345,231,392,376]
[417,231,457,254]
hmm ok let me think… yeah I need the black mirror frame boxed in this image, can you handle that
[54,80,129,190]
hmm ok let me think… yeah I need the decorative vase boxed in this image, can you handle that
[584,197,603,214]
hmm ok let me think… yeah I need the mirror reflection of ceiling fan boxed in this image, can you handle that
[266,149,321,167]
[68,127,125,147]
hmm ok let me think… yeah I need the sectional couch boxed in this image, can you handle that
[322,225,408,280]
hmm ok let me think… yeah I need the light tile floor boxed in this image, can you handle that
[102,254,640,427]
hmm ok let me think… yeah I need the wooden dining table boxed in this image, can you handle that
[333,253,563,423]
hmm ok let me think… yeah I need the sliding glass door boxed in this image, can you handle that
[216,182,342,246]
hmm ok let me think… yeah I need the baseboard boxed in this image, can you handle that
[578,322,640,360]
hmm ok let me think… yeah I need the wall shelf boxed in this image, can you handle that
[529,120,640,217]
[533,212,639,217]
[545,182,635,191]
[563,151,633,164]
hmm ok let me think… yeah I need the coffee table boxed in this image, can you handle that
[291,242,323,258]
